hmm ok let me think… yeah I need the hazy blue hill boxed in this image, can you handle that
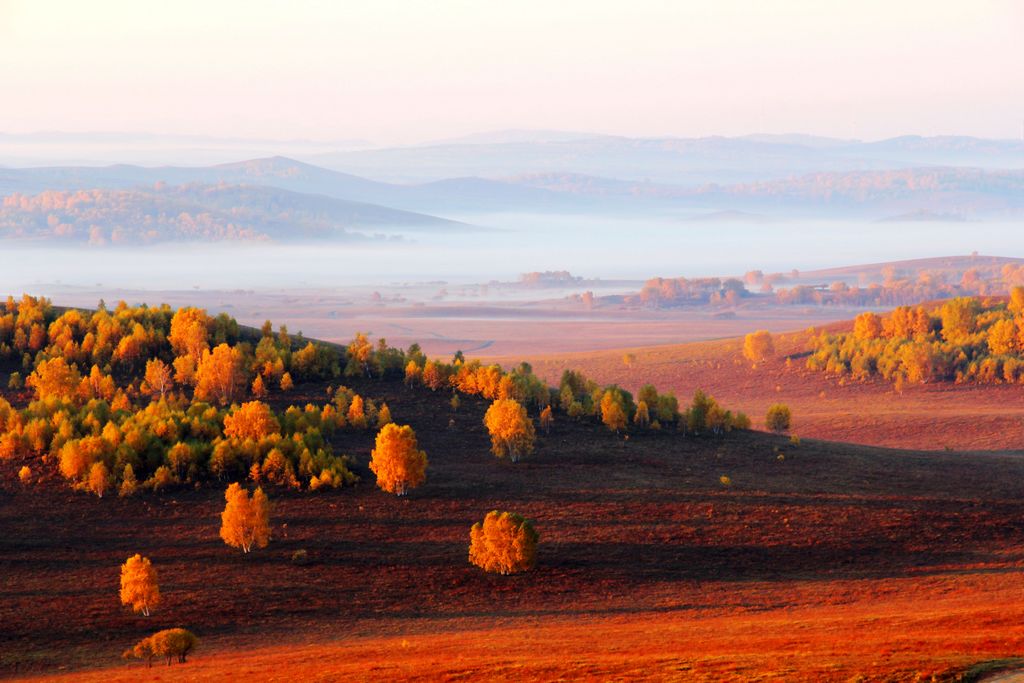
[305,134,1024,185]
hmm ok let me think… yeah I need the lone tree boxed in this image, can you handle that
[539,405,553,434]
[123,628,198,668]
[765,403,792,434]
[219,483,270,553]
[469,510,539,575]
[368,423,427,496]
[483,398,536,462]
[743,330,775,363]
[119,554,161,616]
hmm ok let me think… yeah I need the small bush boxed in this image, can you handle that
[766,404,792,433]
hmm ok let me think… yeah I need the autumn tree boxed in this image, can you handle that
[219,483,270,553]
[404,360,421,386]
[853,312,883,340]
[143,358,174,399]
[346,332,377,377]
[1010,286,1024,317]
[483,399,536,462]
[120,554,161,616]
[251,374,267,398]
[169,307,209,359]
[421,360,445,391]
[600,389,627,433]
[743,330,775,363]
[766,404,792,434]
[279,371,294,391]
[223,401,280,441]
[539,405,553,434]
[377,403,392,427]
[120,464,139,497]
[347,394,367,429]
[88,461,110,497]
[634,400,650,428]
[368,423,427,496]
[124,629,198,667]
[194,343,247,405]
[987,318,1020,355]
[940,297,980,344]
[468,510,539,575]
[27,357,82,401]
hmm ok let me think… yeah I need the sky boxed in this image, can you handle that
[1,0,1022,145]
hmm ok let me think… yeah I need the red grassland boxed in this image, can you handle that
[4,369,1024,681]
[512,325,1024,451]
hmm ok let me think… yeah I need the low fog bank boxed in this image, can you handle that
[1,215,1021,294]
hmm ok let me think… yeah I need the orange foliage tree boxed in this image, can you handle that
[168,307,209,359]
[194,344,246,405]
[853,312,884,340]
[119,553,161,616]
[483,399,535,462]
[223,401,280,441]
[219,482,270,553]
[143,358,174,399]
[468,510,539,575]
[368,423,427,496]
[539,405,553,433]
[27,357,82,401]
[600,389,627,433]
[743,330,775,363]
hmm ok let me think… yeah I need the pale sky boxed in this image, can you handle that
[1,0,1022,144]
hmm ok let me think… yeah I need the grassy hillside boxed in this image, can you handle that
[5,367,1024,680]
[510,326,1024,451]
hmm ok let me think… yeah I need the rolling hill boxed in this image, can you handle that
[0,183,471,244]
[4,338,1024,681]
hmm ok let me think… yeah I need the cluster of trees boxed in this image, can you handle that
[123,629,198,667]
[807,290,1024,384]
[0,296,397,494]
[629,276,749,308]
[0,295,759,504]
[555,370,749,436]
[626,260,1024,311]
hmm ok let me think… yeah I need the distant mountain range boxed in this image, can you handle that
[303,133,1024,185]
[1,132,1024,244]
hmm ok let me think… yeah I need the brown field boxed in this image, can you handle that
[5,369,1024,681]
[33,284,864,358]
[510,325,1024,452]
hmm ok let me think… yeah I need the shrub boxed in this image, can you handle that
[766,404,792,434]
[743,330,775,363]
